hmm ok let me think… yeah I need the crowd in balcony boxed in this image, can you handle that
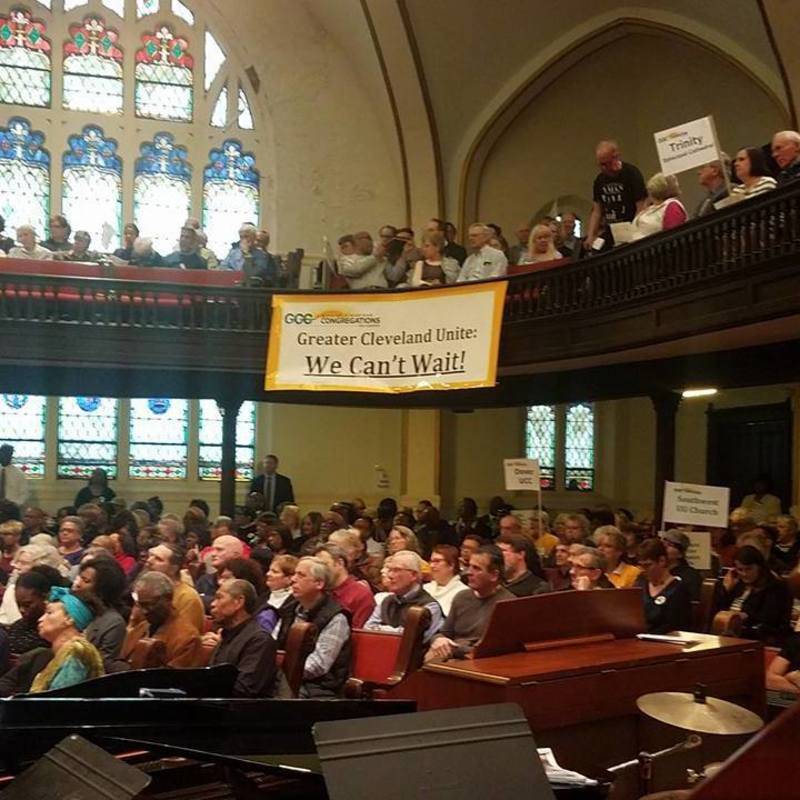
[0,213,283,287]
[333,128,800,289]
[0,443,799,698]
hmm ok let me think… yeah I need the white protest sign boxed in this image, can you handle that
[685,530,712,571]
[654,116,720,175]
[504,458,540,492]
[663,481,730,529]
[265,282,507,393]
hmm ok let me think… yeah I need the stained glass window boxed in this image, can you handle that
[134,132,191,254]
[0,8,51,107]
[197,400,256,481]
[129,398,188,479]
[203,139,259,257]
[102,0,124,18]
[62,125,122,251]
[565,402,594,491]
[525,405,556,490]
[57,397,118,479]
[210,83,226,127]
[237,86,253,129]
[63,16,123,114]
[171,0,194,26]
[64,0,87,10]
[0,394,46,477]
[136,0,158,18]
[135,25,193,121]
[203,30,224,91]
[34,0,50,8]
[0,117,49,237]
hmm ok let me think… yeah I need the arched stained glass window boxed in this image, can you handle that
[525,405,556,490]
[129,398,188,479]
[203,139,259,257]
[64,0,87,10]
[238,86,253,129]
[210,83,226,127]
[57,397,118,478]
[0,394,46,476]
[135,25,193,121]
[0,8,50,107]
[62,125,122,250]
[134,131,191,254]
[63,16,123,114]
[0,116,49,236]
[203,29,224,91]
[102,0,124,17]
[136,0,158,19]
[197,400,256,481]
[565,402,594,491]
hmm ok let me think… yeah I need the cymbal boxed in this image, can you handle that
[637,690,763,735]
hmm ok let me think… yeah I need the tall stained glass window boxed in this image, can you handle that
[0,394,46,476]
[203,29,224,91]
[0,117,49,236]
[62,125,122,251]
[237,86,253,129]
[197,400,256,481]
[57,397,118,478]
[134,132,191,254]
[203,139,259,257]
[210,84,226,127]
[129,398,188,479]
[565,402,595,491]
[63,16,123,114]
[525,405,556,490]
[135,25,193,121]
[0,8,50,107]
[136,0,158,18]
[102,0,124,17]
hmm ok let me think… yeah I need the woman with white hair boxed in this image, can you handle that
[632,173,687,239]
[8,225,54,260]
[0,543,69,625]
[520,223,563,264]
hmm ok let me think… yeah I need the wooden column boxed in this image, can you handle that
[218,398,242,517]
[651,391,682,526]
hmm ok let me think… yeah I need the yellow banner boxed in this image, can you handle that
[265,282,507,393]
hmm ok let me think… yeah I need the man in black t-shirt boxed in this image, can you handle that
[585,140,647,249]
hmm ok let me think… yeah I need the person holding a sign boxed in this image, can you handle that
[636,539,692,634]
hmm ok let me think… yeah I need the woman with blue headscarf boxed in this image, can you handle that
[29,586,104,693]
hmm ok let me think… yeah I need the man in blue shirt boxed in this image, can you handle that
[163,226,208,270]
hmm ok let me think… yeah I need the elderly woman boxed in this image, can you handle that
[636,539,692,634]
[0,543,69,625]
[632,173,687,239]
[596,526,641,588]
[407,230,459,287]
[222,223,269,274]
[427,545,469,616]
[29,587,104,693]
[521,223,563,264]
[731,147,777,200]
[258,554,298,645]
[8,225,54,261]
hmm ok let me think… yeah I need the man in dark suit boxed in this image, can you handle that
[249,454,294,513]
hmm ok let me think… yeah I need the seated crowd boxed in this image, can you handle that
[1,468,799,699]
[0,214,283,287]
[333,128,800,289]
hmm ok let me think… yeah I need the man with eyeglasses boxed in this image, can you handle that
[364,550,442,641]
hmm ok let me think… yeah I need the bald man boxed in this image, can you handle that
[585,139,647,249]
[196,534,245,611]
[772,130,800,184]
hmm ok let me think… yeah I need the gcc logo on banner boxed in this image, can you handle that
[265,281,507,394]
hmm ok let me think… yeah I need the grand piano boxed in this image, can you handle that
[386,589,765,778]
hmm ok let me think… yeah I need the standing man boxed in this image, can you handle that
[0,445,29,507]
[772,130,800,184]
[249,455,294,513]
[584,140,647,250]
[456,223,508,283]
[695,154,731,216]
[205,578,278,697]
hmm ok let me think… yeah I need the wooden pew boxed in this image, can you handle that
[127,637,167,670]
[279,620,317,698]
[345,606,431,699]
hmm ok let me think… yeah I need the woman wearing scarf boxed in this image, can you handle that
[29,586,104,693]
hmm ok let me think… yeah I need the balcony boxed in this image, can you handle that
[1,182,799,407]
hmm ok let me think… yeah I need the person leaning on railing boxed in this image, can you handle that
[519,223,563,265]
[730,146,777,202]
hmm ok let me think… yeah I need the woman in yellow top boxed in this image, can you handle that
[30,586,104,693]
[596,526,641,589]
